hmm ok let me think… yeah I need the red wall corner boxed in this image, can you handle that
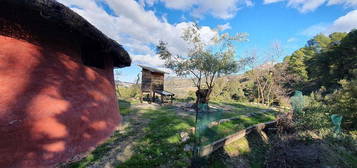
[0,35,121,168]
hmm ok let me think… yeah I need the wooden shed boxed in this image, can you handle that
[139,65,174,104]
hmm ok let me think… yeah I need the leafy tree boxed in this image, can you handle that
[245,42,288,106]
[329,32,347,44]
[309,30,357,90]
[288,49,308,81]
[157,23,250,105]
[308,34,331,50]
[329,78,357,129]
[283,30,357,93]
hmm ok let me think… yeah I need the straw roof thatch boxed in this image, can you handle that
[138,65,167,74]
[0,0,131,68]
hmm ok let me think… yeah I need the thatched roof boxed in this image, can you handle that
[138,65,167,74]
[0,0,131,68]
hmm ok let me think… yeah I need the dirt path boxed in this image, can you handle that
[87,104,159,168]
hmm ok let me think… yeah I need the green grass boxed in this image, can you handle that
[67,99,278,168]
[210,101,271,119]
[200,111,276,145]
[67,130,130,168]
[118,107,195,168]
[223,135,268,168]
[224,137,251,155]
[205,131,271,168]
[118,99,139,115]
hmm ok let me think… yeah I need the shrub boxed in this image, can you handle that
[328,79,357,129]
[117,85,141,99]
[295,105,332,133]
[185,90,196,102]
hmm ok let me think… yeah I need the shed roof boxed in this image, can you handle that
[0,0,131,68]
[138,65,168,74]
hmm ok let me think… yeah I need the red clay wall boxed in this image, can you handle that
[0,35,121,168]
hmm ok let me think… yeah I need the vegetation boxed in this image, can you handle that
[118,107,195,168]
[73,29,356,168]
[200,111,276,145]
[157,23,251,105]
[286,93,357,168]
[66,99,278,168]
[283,30,357,130]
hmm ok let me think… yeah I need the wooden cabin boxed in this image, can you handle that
[138,65,174,104]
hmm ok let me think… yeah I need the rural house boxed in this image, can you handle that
[0,0,131,167]
[139,65,174,104]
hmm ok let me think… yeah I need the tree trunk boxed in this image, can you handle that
[196,89,211,104]
[267,84,273,106]
[258,85,265,104]
[192,89,212,110]
[257,86,261,103]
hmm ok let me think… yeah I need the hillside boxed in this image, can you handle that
[165,74,246,98]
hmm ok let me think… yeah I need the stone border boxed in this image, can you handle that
[198,120,277,157]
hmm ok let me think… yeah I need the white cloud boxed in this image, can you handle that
[263,0,357,13]
[326,9,357,33]
[287,0,326,13]
[141,0,253,19]
[57,0,217,68]
[263,0,284,4]
[301,9,357,36]
[301,23,329,36]
[217,23,232,31]
[131,54,165,67]
[287,37,298,42]
[327,0,357,7]
[160,0,196,10]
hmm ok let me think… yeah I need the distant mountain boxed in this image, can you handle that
[255,62,276,70]
[164,73,246,98]
[115,80,135,87]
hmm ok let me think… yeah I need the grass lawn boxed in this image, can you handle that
[199,111,276,145]
[210,101,273,119]
[205,131,271,168]
[118,106,195,168]
[66,99,278,168]
[68,100,195,168]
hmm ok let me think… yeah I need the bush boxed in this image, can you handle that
[295,105,332,133]
[328,79,357,129]
[302,80,357,130]
[210,78,248,102]
[185,90,196,102]
[117,85,141,99]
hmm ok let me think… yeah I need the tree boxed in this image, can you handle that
[306,30,357,90]
[329,32,347,43]
[157,23,250,105]
[329,78,357,129]
[247,42,286,106]
[288,49,308,81]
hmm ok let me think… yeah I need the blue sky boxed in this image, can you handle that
[57,0,357,82]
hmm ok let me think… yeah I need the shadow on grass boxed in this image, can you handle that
[66,101,277,168]
[210,101,273,119]
[65,99,140,168]
[118,99,132,116]
[65,130,130,168]
[118,108,195,168]
[200,112,276,146]
[201,129,272,168]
